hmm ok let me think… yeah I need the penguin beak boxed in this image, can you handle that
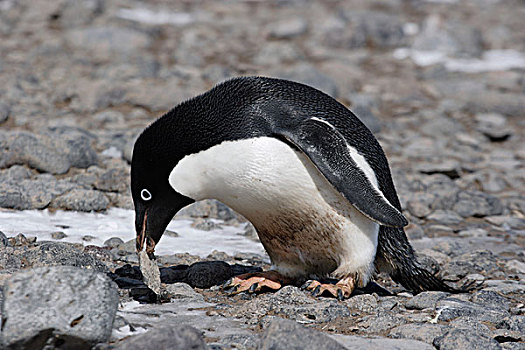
[134,203,179,257]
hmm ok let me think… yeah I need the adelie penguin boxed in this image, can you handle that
[131,76,457,299]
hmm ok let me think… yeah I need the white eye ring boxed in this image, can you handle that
[141,189,152,201]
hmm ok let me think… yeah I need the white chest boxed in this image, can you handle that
[169,137,379,278]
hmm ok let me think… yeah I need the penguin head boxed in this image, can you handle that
[130,124,194,255]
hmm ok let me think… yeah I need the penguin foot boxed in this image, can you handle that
[222,271,291,295]
[301,276,357,300]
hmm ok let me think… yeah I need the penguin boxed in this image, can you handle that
[131,76,456,299]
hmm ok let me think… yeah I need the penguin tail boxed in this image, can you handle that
[375,226,473,294]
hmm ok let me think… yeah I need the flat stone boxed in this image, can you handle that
[164,282,204,302]
[259,318,347,350]
[2,266,119,349]
[389,323,449,344]
[4,131,71,174]
[453,190,503,218]
[0,242,109,273]
[332,334,434,350]
[427,210,463,225]
[417,160,461,179]
[268,17,308,39]
[433,328,502,350]
[436,297,509,324]
[51,189,109,211]
[104,237,124,248]
[114,325,206,350]
[405,291,449,310]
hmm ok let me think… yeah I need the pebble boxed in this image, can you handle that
[51,231,67,239]
[259,318,347,350]
[114,325,207,350]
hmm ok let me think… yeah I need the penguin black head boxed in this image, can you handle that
[130,120,194,255]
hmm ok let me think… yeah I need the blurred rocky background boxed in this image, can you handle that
[0,0,524,349]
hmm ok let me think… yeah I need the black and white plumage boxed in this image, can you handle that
[131,76,454,297]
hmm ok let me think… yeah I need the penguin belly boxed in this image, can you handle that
[169,137,379,282]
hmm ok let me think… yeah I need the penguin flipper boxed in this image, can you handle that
[275,118,407,228]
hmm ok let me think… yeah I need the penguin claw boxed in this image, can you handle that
[337,289,344,301]
[224,285,238,295]
[300,280,313,290]
[311,285,321,297]
[222,278,233,289]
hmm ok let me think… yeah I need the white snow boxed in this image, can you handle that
[0,208,266,257]
[116,8,194,26]
[101,146,123,158]
[393,48,525,73]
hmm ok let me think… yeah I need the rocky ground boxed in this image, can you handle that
[0,0,524,349]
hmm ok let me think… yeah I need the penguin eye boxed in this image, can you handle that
[141,189,152,201]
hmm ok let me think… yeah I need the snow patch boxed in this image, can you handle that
[0,208,266,257]
[116,8,194,26]
[393,48,525,73]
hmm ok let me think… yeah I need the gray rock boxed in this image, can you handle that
[191,218,223,231]
[325,11,405,49]
[0,102,10,123]
[51,189,109,211]
[498,316,525,333]
[104,237,124,248]
[471,290,510,311]
[259,318,347,350]
[66,26,151,60]
[417,160,461,179]
[21,242,109,272]
[253,42,304,66]
[1,266,119,349]
[449,317,492,333]
[186,261,232,288]
[0,230,9,247]
[412,15,483,57]
[436,297,508,324]
[165,282,205,302]
[51,231,67,239]
[276,63,338,97]
[406,193,436,218]
[405,291,449,310]
[427,210,463,225]
[390,323,449,344]
[56,0,104,28]
[94,167,129,193]
[178,199,238,221]
[433,328,502,350]
[345,294,378,313]
[114,325,206,350]
[453,191,503,218]
[475,113,512,142]
[268,17,308,39]
[4,131,71,174]
[441,250,500,281]
[333,334,434,350]
[357,312,407,334]
[0,165,32,181]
